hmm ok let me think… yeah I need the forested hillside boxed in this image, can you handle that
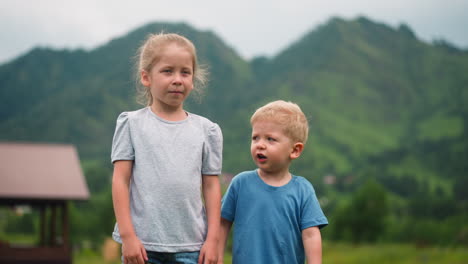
[1,17,467,245]
[0,22,252,159]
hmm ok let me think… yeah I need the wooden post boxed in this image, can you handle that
[61,202,70,248]
[39,205,47,246]
[50,204,57,246]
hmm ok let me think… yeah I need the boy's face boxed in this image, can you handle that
[251,120,300,174]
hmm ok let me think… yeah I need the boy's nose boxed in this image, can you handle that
[256,141,266,149]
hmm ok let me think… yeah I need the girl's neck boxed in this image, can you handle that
[257,168,292,187]
[150,104,187,121]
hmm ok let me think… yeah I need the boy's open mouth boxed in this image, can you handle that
[257,153,267,160]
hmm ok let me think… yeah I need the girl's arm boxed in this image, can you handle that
[217,218,233,264]
[302,226,322,264]
[112,160,148,264]
[198,174,222,264]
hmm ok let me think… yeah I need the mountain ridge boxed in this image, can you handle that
[0,17,467,198]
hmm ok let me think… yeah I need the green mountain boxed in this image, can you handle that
[1,17,467,201]
[0,22,252,159]
[254,17,468,193]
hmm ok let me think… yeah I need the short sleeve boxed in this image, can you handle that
[202,123,223,175]
[111,112,135,163]
[221,176,238,222]
[300,179,328,230]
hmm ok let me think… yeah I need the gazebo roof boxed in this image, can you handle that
[0,142,89,201]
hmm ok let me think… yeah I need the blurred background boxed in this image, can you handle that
[1,0,467,263]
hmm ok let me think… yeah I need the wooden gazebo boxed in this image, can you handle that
[0,142,90,264]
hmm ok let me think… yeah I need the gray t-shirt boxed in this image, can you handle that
[111,107,223,252]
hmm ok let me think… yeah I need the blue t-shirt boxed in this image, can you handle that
[221,170,328,264]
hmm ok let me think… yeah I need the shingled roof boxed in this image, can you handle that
[0,142,89,201]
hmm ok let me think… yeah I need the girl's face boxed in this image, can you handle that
[141,43,194,111]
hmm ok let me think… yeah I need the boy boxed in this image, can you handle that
[218,100,328,264]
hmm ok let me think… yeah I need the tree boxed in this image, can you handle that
[332,179,389,243]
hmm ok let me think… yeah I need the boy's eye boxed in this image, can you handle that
[252,136,258,141]
[267,137,276,141]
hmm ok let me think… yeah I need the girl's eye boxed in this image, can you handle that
[252,136,258,141]
[267,137,275,141]
[162,69,172,73]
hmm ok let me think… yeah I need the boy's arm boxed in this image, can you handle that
[302,226,322,264]
[199,175,222,264]
[218,218,233,264]
[112,160,147,264]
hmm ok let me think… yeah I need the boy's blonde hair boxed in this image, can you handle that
[135,32,208,105]
[250,100,309,144]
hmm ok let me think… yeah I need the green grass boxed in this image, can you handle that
[73,243,468,264]
[0,233,36,245]
[222,243,468,264]
[74,247,120,264]
[322,242,468,264]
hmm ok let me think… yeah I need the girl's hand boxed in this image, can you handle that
[122,235,148,264]
[198,238,218,264]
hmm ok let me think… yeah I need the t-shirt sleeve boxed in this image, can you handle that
[300,180,328,230]
[111,112,135,163]
[221,177,237,222]
[202,123,223,175]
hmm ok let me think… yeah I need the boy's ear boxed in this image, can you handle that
[290,142,304,160]
[140,70,150,87]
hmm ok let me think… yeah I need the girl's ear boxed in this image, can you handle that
[290,142,304,160]
[140,70,150,87]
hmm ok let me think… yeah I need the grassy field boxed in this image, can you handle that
[321,242,468,264]
[74,242,468,264]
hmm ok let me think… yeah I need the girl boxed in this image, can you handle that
[111,33,222,264]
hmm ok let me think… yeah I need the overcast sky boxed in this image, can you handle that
[1,0,467,64]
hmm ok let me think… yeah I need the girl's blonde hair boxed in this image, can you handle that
[135,32,208,105]
[250,100,309,144]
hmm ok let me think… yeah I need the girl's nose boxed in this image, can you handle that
[172,73,182,85]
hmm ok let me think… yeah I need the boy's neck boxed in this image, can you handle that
[257,167,292,187]
[150,104,187,121]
